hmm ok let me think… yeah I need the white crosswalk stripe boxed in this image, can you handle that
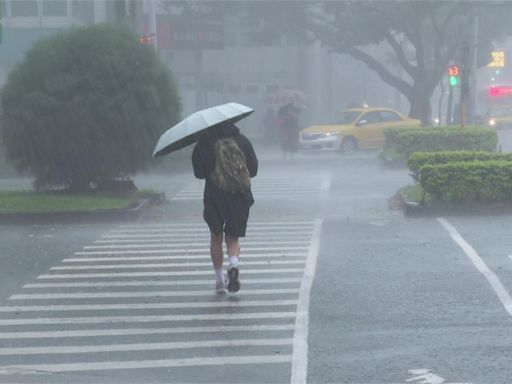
[171,177,328,201]
[0,219,321,380]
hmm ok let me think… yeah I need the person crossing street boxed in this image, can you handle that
[192,122,258,293]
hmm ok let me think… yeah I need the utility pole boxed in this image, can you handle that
[460,42,470,128]
[148,0,158,50]
[469,11,479,124]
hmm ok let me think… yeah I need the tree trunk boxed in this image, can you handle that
[407,81,433,126]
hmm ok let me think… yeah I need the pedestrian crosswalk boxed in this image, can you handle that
[0,220,321,381]
[172,176,331,201]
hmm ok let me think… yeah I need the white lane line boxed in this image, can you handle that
[0,324,295,340]
[95,238,311,244]
[438,218,512,317]
[101,230,311,238]
[9,288,299,300]
[291,218,323,384]
[320,175,332,199]
[84,242,310,249]
[75,247,308,255]
[109,228,313,234]
[50,260,305,270]
[24,278,303,288]
[0,300,298,312]
[118,221,315,228]
[0,354,292,374]
[0,311,296,325]
[0,338,293,356]
[62,254,307,262]
[37,269,303,279]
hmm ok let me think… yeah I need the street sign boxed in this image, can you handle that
[487,50,505,68]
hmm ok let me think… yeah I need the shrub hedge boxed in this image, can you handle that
[383,126,498,161]
[408,151,512,181]
[419,160,512,202]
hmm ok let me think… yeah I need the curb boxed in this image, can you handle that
[0,197,157,225]
[396,191,512,217]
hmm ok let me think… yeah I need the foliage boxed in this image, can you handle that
[408,150,512,180]
[419,160,512,202]
[238,1,512,125]
[0,191,142,213]
[383,126,497,162]
[0,23,181,191]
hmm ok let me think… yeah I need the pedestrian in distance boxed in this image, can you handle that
[277,102,301,158]
[192,123,258,293]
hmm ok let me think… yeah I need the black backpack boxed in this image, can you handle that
[211,138,251,193]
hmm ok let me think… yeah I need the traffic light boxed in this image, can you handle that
[139,35,152,45]
[448,65,460,87]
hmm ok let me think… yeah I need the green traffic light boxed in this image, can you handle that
[449,75,459,87]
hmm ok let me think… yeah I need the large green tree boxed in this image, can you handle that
[0,23,181,191]
[240,1,512,125]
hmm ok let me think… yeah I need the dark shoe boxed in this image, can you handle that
[227,264,240,293]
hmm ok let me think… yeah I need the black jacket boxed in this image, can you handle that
[192,124,258,206]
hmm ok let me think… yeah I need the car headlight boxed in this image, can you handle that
[325,132,341,136]
[489,119,496,126]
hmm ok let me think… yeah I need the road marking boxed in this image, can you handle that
[0,299,298,312]
[101,230,311,238]
[9,288,300,300]
[118,221,315,229]
[291,219,323,384]
[320,175,332,199]
[62,254,307,262]
[23,278,303,289]
[50,260,305,270]
[0,338,293,356]
[0,354,292,374]
[108,228,313,234]
[37,268,303,279]
[0,311,297,325]
[95,238,310,244]
[84,241,310,249]
[74,246,308,255]
[0,324,295,340]
[438,217,512,317]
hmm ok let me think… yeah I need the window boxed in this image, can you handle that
[43,0,67,17]
[71,0,94,23]
[359,111,382,124]
[336,111,361,125]
[227,85,241,94]
[11,0,38,17]
[379,110,402,122]
[245,84,260,95]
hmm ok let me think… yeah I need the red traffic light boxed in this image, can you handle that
[448,65,460,77]
[139,35,152,45]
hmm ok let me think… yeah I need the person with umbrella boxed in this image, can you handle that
[152,103,258,293]
[192,122,258,293]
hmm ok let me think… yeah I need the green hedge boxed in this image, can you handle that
[408,151,512,181]
[383,126,498,161]
[419,160,512,202]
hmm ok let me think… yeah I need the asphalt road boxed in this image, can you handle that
[0,144,511,383]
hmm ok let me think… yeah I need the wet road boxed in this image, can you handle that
[0,145,511,383]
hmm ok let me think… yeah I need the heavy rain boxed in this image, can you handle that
[0,1,512,383]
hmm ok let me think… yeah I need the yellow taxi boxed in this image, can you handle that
[486,106,512,129]
[299,107,421,153]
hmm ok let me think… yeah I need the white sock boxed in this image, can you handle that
[228,256,239,266]
[215,268,225,282]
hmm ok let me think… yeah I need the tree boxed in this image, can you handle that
[0,23,181,191]
[240,1,512,125]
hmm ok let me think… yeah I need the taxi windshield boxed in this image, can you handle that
[336,111,362,124]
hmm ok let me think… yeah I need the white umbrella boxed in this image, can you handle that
[152,102,254,157]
